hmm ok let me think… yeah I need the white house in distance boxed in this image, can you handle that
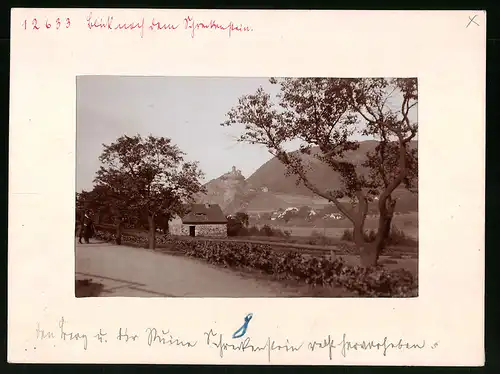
[169,203,228,238]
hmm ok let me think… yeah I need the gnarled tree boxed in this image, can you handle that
[222,77,417,266]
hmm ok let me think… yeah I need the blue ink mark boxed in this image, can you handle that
[232,313,253,339]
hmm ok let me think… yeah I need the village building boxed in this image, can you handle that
[169,203,228,238]
[168,215,184,235]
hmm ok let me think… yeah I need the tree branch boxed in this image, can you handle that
[378,140,409,208]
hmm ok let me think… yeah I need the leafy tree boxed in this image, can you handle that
[94,134,205,249]
[227,212,250,236]
[76,184,126,224]
[76,179,137,244]
[234,212,249,227]
[227,216,244,236]
[222,78,417,266]
[260,224,274,236]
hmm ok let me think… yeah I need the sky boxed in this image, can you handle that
[76,76,281,192]
[76,76,416,193]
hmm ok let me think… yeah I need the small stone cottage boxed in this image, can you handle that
[172,203,228,238]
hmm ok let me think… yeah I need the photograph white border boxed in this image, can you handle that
[9,8,485,365]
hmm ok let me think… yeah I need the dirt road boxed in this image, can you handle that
[75,241,292,297]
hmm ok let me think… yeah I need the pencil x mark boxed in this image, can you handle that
[466,15,479,28]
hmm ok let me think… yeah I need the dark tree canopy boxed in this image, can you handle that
[94,135,205,219]
[81,134,205,248]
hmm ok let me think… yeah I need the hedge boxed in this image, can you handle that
[93,228,417,297]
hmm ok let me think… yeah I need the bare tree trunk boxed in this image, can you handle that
[371,197,397,264]
[352,222,365,247]
[357,223,377,267]
[348,195,379,267]
[148,214,156,250]
[362,138,410,267]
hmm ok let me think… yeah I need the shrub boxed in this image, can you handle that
[247,226,261,236]
[94,228,416,297]
[227,216,292,239]
[340,229,354,242]
[177,238,417,297]
[309,230,339,246]
[227,216,245,236]
[260,224,274,236]
[341,227,417,247]
[387,227,417,246]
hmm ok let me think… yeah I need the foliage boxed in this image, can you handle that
[94,228,416,297]
[227,213,291,237]
[94,135,204,217]
[341,227,417,247]
[259,224,274,236]
[227,212,250,236]
[227,216,244,236]
[76,183,130,225]
[234,212,250,227]
[245,225,290,237]
[221,77,418,266]
[91,134,205,248]
[308,230,338,246]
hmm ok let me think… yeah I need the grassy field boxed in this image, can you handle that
[256,212,418,240]
[245,192,348,213]
[266,225,417,241]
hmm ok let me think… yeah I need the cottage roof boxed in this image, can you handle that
[182,203,228,224]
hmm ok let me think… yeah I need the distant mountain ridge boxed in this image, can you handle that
[196,140,418,215]
[246,140,417,196]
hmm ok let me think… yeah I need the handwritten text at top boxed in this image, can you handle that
[86,13,253,39]
[20,13,253,39]
[21,17,71,30]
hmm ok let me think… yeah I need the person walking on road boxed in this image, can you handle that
[79,211,95,244]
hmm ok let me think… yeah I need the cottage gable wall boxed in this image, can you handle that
[168,203,227,238]
[169,223,184,236]
[178,224,227,238]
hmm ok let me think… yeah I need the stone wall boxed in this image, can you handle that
[180,223,227,238]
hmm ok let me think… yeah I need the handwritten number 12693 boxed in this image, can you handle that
[22,18,71,30]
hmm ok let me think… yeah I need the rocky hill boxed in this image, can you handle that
[195,166,249,213]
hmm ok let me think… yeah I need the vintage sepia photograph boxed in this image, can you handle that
[75,76,418,298]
